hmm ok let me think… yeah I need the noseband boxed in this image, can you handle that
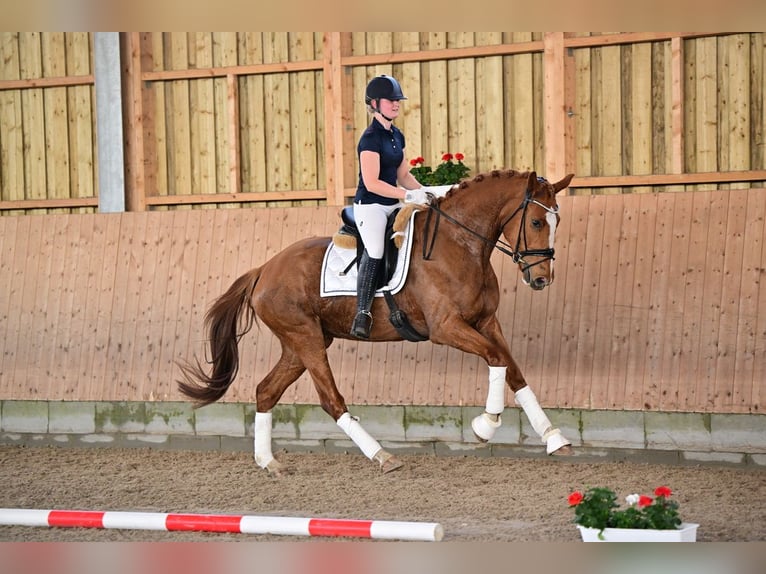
[422,182,559,275]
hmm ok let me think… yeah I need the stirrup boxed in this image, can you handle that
[350,310,373,339]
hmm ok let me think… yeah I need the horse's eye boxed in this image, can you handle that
[531,219,543,230]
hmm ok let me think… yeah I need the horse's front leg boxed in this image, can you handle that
[475,316,571,455]
[432,316,572,455]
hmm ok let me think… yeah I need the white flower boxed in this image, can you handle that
[625,493,640,506]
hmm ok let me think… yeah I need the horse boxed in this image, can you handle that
[177,169,575,476]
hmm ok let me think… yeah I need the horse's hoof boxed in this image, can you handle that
[550,444,573,456]
[472,432,489,444]
[373,450,404,474]
[265,458,290,477]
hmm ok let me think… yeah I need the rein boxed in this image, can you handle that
[422,186,559,274]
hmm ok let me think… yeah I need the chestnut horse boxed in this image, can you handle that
[178,170,575,475]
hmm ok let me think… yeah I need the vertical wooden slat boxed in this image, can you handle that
[166,33,192,200]
[447,33,476,165]
[83,214,120,399]
[732,189,765,409]
[33,215,66,398]
[123,33,147,211]
[238,32,265,195]
[474,32,503,172]
[41,33,70,207]
[623,193,658,410]
[605,195,640,409]
[589,196,623,408]
[713,190,747,409]
[670,37,685,174]
[0,217,17,384]
[556,195,590,407]
[19,33,47,204]
[642,193,675,410]
[423,33,448,164]
[263,33,292,203]
[570,195,607,408]
[692,191,728,411]
[289,32,318,203]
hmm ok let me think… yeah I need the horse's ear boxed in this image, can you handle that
[553,173,575,193]
[527,171,537,188]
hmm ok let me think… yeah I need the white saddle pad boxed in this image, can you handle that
[320,209,420,298]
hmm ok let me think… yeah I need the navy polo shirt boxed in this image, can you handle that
[354,118,405,206]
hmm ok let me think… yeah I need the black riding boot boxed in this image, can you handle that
[350,254,382,339]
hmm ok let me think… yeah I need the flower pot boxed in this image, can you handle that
[577,522,699,542]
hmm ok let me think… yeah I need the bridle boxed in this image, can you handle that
[421,181,560,275]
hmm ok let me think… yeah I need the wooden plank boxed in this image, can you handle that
[713,190,747,409]
[670,37,684,174]
[622,193,658,410]
[543,33,567,179]
[166,33,192,199]
[573,43,592,192]
[0,217,28,393]
[570,195,607,408]
[10,215,44,395]
[81,215,120,400]
[732,189,765,411]
[263,33,292,202]
[0,217,17,386]
[289,32,318,200]
[19,33,47,203]
[675,192,711,410]
[537,194,574,405]
[589,195,623,409]
[0,34,24,206]
[152,211,191,398]
[66,33,95,209]
[750,190,766,413]
[474,32,503,173]
[605,195,640,408]
[127,212,163,400]
[724,35,750,176]
[556,196,590,407]
[505,33,535,171]
[423,33,448,164]
[32,215,65,398]
[103,213,146,399]
[694,37,718,182]
[41,33,70,206]
[395,32,422,175]
[447,33,476,167]
[189,33,217,196]
[692,191,728,411]
[214,33,239,197]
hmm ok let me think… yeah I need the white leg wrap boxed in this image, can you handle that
[471,412,502,441]
[485,366,506,415]
[337,412,383,460]
[253,411,275,469]
[514,386,572,454]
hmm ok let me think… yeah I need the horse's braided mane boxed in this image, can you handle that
[440,169,528,202]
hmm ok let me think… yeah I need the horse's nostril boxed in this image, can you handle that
[534,277,548,286]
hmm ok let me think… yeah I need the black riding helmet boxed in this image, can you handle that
[365,75,407,107]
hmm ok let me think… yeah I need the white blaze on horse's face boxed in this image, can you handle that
[546,210,558,274]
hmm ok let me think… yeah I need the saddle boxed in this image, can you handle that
[333,204,428,342]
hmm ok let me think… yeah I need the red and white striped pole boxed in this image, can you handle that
[0,508,444,541]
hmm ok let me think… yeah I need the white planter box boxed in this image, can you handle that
[578,522,699,542]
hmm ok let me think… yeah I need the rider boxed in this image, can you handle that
[350,74,429,339]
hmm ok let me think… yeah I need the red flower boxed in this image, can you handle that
[568,491,584,506]
[455,152,464,161]
[441,153,453,162]
[655,486,672,498]
[638,495,653,507]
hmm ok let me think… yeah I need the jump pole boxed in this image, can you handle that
[0,508,444,542]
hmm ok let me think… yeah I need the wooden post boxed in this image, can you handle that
[543,33,568,182]
[227,73,241,195]
[323,32,353,206]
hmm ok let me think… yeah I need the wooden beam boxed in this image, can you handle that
[544,33,567,181]
[569,170,766,188]
[0,75,94,91]
[122,33,146,212]
[227,73,241,194]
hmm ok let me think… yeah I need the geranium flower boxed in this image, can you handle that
[567,486,684,534]
[409,152,471,185]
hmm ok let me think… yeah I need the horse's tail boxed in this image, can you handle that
[176,267,261,407]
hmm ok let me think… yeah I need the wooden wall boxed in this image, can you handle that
[1,188,763,414]
[2,32,766,214]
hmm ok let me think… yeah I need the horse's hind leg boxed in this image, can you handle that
[253,346,307,476]
[291,336,403,473]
